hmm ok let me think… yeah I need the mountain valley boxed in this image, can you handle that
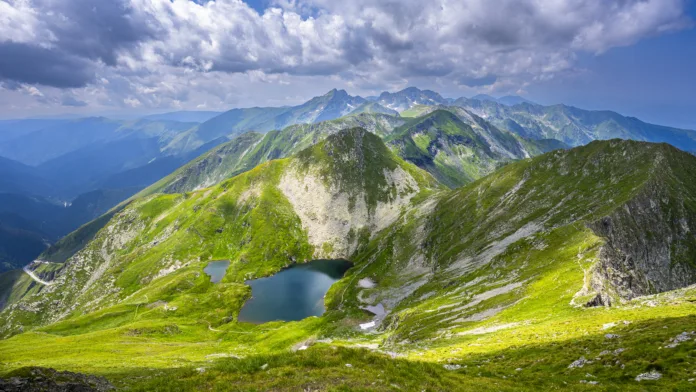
[1,87,695,391]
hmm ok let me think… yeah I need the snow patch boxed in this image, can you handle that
[360,321,376,330]
[358,278,376,288]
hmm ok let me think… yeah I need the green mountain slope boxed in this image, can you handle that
[335,139,696,344]
[143,109,563,197]
[0,128,438,336]
[144,132,266,195]
[140,113,406,195]
[349,102,399,116]
[385,110,562,187]
[1,136,696,390]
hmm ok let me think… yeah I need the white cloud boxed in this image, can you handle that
[0,0,691,115]
[0,0,46,43]
[123,96,142,107]
[22,85,44,97]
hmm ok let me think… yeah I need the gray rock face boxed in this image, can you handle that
[588,179,696,302]
[635,370,662,381]
[568,356,591,369]
[0,367,114,391]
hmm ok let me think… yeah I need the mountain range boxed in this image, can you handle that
[4,87,693,200]
[163,89,368,155]
[1,86,696,275]
[1,86,696,389]
[1,124,695,390]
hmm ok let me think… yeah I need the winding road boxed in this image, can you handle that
[23,263,54,285]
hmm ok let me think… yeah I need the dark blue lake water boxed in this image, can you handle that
[203,260,230,283]
[237,259,353,323]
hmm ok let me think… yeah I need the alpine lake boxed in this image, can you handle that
[203,259,353,323]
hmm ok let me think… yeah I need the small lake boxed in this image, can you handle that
[237,259,353,323]
[204,260,230,283]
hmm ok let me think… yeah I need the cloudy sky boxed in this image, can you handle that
[1,0,695,128]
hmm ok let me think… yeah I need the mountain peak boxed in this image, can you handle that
[305,88,346,102]
[420,108,459,120]
[323,88,348,98]
[470,94,497,102]
[376,87,447,112]
[297,127,394,170]
[400,109,463,130]
[294,127,428,210]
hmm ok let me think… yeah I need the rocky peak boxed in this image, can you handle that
[294,128,402,201]
[376,87,447,111]
[278,127,437,258]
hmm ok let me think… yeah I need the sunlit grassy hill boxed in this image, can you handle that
[1,133,695,391]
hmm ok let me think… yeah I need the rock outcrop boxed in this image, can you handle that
[0,367,114,392]
[587,177,696,303]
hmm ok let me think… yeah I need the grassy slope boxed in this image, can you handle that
[133,107,560,222]
[1,296,694,390]
[385,109,567,188]
[349,102,400,116]
[141,131,266,196]
[386,110,502,187]
[330,140,696,388]
[400,105,434,118]
[138,113,406,198]
[33,113,405,267]
[0,159,314,336]
[1,140,695,391]
[0,270,33,309]
[0,127,436,334]
[295,128,439,211]
[336,141,690,334]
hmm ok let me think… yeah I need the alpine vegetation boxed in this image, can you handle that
[1,1,696,390]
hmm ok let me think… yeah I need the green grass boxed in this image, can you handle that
[40,206,125,263]
[296,127,440,212]
[383,109,559,189]
[0,270,32,309]
[140,113,406,198]
[2,139,696,390]
[400,105,434,118]
[2,298,695,390]
[384,110,496,187]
